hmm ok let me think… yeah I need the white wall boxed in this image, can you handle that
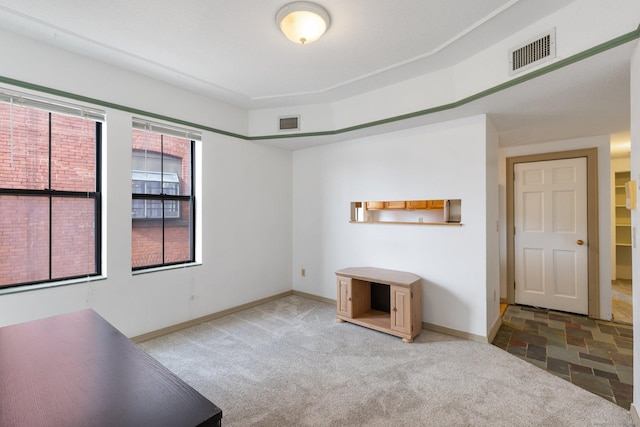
[292,115,497,338]
[0,27,248,136]
[0,32,293,337]
[485,120,500,333]
[629,37,640,412]
[499,136,612,320]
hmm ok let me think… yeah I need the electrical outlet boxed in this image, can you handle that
[301,268,306,277]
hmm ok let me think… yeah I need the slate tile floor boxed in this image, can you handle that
[493,305,633,410]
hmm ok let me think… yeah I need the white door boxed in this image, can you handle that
[514,157,588,314]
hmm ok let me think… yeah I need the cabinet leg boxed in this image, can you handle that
[336,318,345,323]
[402,337,414,343]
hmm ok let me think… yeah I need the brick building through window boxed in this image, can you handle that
[0,93,102,289]
[131,123,195,270]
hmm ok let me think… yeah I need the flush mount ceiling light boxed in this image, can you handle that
[276,1,330,45]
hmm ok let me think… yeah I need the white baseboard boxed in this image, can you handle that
[292,290,335,305]
[487,315,502,343]
[131,290,493,345]
[131,290,293,343]
[631,403,640,426]
[422,321,489,343]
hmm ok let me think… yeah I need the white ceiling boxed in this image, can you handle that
[0,0,635,150]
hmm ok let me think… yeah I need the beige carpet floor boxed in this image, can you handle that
[139,295,633,426]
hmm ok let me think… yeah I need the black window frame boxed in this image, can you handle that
[0,110,102,290]
[131,134,195,271]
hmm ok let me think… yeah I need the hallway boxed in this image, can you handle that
[493,305,633,410]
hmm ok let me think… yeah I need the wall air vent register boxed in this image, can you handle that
[509,29,556,75]
[279,115,300,131]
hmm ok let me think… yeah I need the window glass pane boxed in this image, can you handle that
[0,104,49,190]
[0,195,49,286]
[132,180,144,194]
[164,198,179,218]
[132,203,163,268]
[164,181,179,196]
[146,180,162,195]
[132,199,145,219]
[147,199,163,218]
[132,129,162,171]
[163,135,191,195]
[51,113,96,192]
[51,197,96,279]
[164,200,192,264]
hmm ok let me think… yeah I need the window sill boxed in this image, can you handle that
[0,275,107,296]
[132,262,202,276]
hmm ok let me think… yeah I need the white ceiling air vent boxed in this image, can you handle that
[509,29,556,75]
[279,115,300,131]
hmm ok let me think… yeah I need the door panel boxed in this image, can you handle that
[522,248,544,293]
[390,286,411,334]
[336,277,352,317]
[552,190,576,232]
[514,157,588,314]
[553,250,577,297]
[523,192,543,232]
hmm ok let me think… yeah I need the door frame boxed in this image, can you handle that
[506,148,600,318]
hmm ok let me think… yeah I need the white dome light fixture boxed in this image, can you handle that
[276,1,330,45]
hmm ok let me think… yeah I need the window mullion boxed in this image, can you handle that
[160,134,165,264]
[190,140,195,262]
[48,113,53,281]
[94,121,102,276]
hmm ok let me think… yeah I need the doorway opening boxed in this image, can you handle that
[506,148,600,318]
[497,148,632,409]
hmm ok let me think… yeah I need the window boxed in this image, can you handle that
[132,171,180,219]
[131,119,196,270]
[0,90,103,289]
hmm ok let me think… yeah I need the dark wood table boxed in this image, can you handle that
[0,309,222,427]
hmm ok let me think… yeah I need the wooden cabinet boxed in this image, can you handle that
[367,200,445,210]
[408,200,444,210]
[427,200,445,209]
[384,201,406,209]
[366,201,385,210]
[406,200,427,209]
[335,267,422,343]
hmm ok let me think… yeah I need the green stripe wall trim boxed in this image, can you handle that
[0,76,250,140]
[1,24,638,143]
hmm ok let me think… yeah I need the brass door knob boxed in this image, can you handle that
[577,240,584,245]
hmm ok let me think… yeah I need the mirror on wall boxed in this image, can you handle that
[350,199,462,225]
